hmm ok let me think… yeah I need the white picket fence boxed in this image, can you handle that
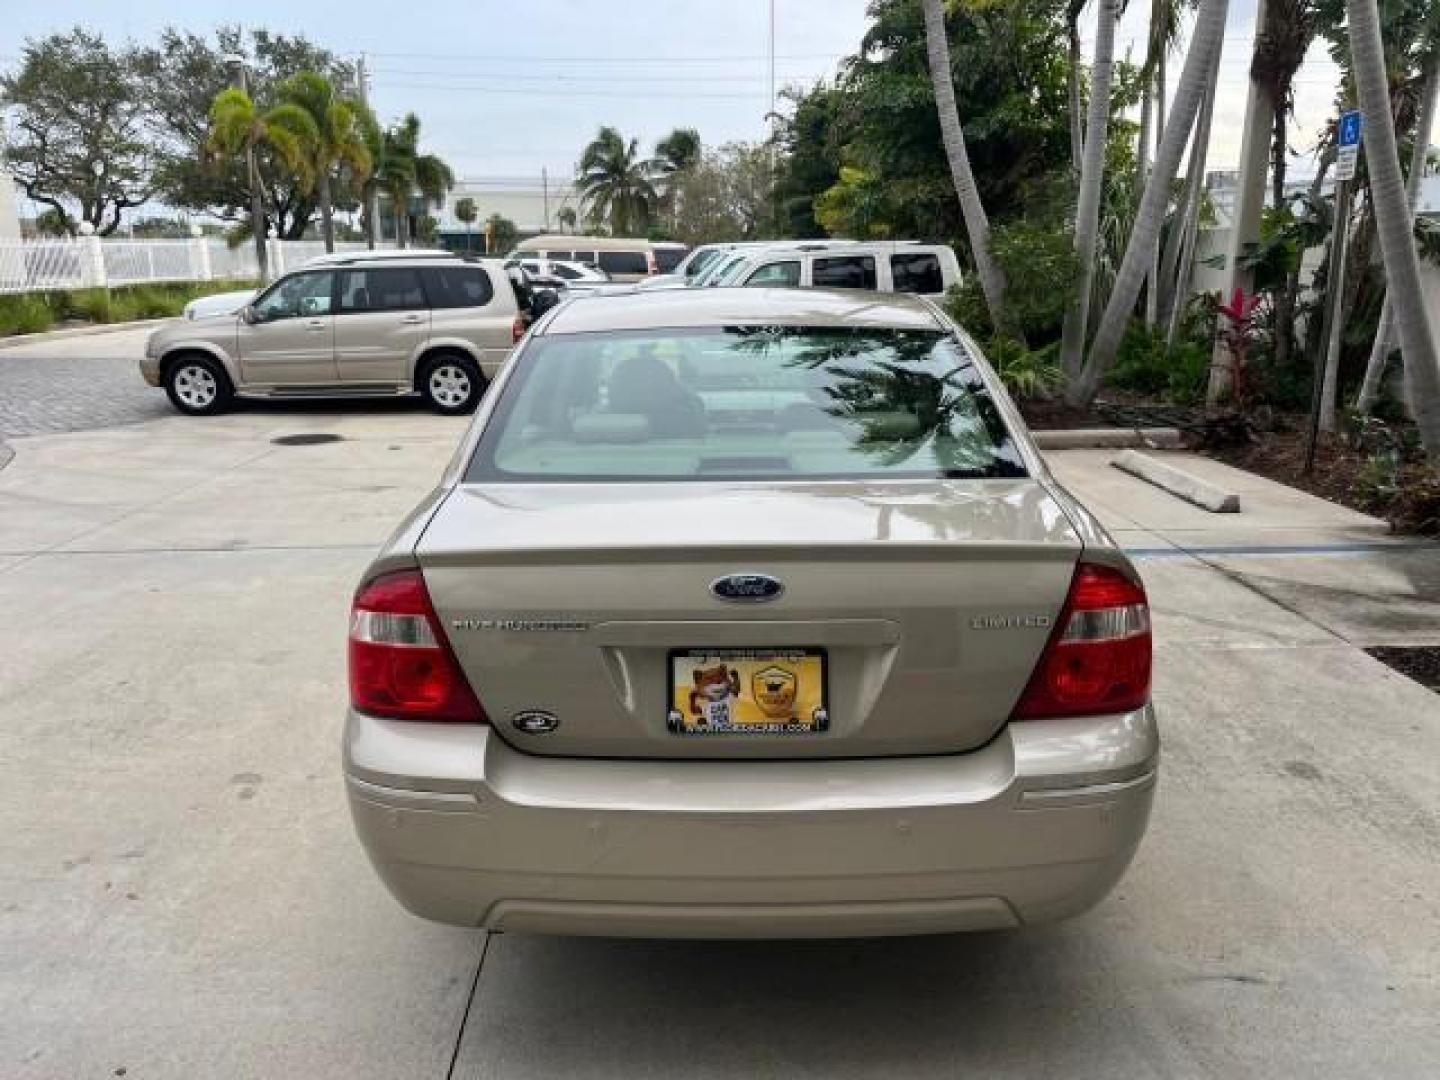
[0,237,395,294]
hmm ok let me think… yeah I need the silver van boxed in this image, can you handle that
[509,235,689,282]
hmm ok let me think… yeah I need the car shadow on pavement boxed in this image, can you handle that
[454,924,1171,1076]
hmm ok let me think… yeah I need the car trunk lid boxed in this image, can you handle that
[418,479,1081,758]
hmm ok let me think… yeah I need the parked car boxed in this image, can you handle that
[511,258,611,292]
[143,254,527,416]
[508,235,689,281]
[183,289,256,320]
[343,286,1157,938]
[714,242,963,297]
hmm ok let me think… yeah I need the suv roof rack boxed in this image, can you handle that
[317,251,468,267]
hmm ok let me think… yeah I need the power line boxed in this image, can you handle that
[370,66,825,85]
[360,48,846,64]
[375,81,771,100]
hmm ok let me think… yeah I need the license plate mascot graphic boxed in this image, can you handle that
[689,663,741,728]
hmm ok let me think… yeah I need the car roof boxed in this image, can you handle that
[300,252,507,270]
[540,287,946,335]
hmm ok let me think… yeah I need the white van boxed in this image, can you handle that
[508,235,689,282]
[713,242,962,298]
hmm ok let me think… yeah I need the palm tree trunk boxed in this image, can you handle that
[1357,51,1440,415]
[318,171,336,253]
[921,0,1008,334]
[1058,0,1120,380]
[1349,0,1440,460]
[1163,71,1220,347]
[1068,0,1231,407]
[1068,19,1086,174]
[1147,57,1165,327]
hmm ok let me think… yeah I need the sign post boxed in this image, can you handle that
[1306,109,1363,471]
[1335,109,1363,181]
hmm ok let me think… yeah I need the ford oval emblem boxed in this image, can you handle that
[512,710,559,734]
[710,573,784,603]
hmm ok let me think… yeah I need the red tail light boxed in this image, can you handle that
[511,315,527,343]
[1012,562,1151,719]
[349,570,486,723]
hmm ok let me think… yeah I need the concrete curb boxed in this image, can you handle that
[1032,427,1183,450]
[1112,449,1241,513]
[0,318,174,350]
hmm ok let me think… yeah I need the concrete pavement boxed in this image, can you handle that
[2,410,1438,1077]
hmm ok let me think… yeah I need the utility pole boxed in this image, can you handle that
[542,167,550,232]
[226,55,268,280]
[356,54,379,249]
[768,0,778,235]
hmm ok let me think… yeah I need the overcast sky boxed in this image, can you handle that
[4,0,1363,192]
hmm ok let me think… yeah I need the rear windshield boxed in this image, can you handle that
[654,247,688,272]
[597,250,649,275]
[468,327,1025,482]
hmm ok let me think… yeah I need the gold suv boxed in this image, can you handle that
[142,254,524,415]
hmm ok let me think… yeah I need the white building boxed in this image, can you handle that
[433,175,583,237]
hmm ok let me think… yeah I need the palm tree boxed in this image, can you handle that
[1066,0,1089,173]
[655,127,702,228]
[377,114,454,248]
[1161,73,1220,346]
[208,87,317,274]
[1358,48,1440,413]
[1348,0,1440,460]
[921,0,1008,334]
[277,72,373,253]
[1251,0,1319,371]
[454,196,478,251]
[1068,0,1232,406]
[356,107,385,249]
[577,126,660,235]
[1058,0,1121,381]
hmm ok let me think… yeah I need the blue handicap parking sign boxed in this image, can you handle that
[1339,110,1362,147]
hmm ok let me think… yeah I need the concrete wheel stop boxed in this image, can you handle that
[1111,449,1241,513]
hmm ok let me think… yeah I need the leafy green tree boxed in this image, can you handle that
[1,29,154,234]
[577,126,660,236]
[278,72,373,252]
[772,84,844,237]
[133,27,356,239]
[668,143,778,243]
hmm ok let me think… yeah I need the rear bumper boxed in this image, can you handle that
[343,708,1157,937]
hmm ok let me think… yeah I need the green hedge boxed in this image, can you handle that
[0,279,259,338]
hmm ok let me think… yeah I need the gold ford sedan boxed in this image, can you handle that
[343,287,1157,938]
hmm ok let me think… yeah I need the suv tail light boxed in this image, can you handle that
[1012,562,1151,719]
[349,570,486,723]
[511,315,527,343]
